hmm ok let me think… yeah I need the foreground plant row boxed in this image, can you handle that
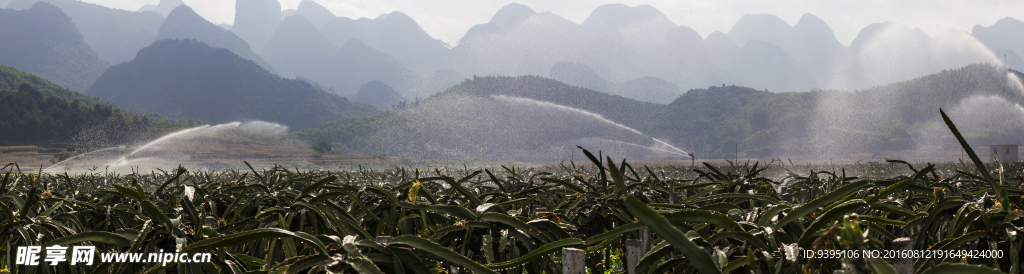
[0,110,1022,274]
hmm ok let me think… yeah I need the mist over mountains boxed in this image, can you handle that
[3,0,1024,162]
[3,0,1021,99]
[231,0,279,52]
[169,1,1024,98]
[156,5,276,73]
[137,0,183,18]
[0,2,108,91]
[7,0,163,65]
[971,17,1024,72]
[86,39,377,130]
[250,1,1023,103]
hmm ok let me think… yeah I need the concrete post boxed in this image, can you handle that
[811,188,821,200]
[800,189,808,204]
[638,228,651,253]
[779,186,791,202]
[562,248,585,274]
[625,239,643,274]
[402,208,415,234]
[669,192,686,204]
[205,216,217,228]
[376,236,392,245]
[893,237,913,274]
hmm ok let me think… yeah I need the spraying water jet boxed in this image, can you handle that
[491,95,691,158]
[45,121,294,173]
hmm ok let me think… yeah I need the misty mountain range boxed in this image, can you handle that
[2,0,1024,154]
[0,2,108,91]
[86,39,378,130]
[7,0,163,65]
[2,0,1022,103]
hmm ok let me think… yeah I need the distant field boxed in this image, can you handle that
[0,145,37,153]
[5,138,1017,175]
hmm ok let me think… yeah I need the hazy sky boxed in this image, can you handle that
[78,0,1024,47]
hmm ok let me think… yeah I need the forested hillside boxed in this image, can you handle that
[0,65,198,145]
[0,83,195,145]
[0,64,103,105]
[1,84,138,144]
[656,64,1024,158]
[655,85,819,157]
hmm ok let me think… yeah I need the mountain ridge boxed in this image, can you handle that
[86,39,378,130]
[7,0,164,64]
[156,5,277,73]
[0,2,109,91]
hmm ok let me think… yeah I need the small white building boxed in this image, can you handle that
[990,144,1018,163]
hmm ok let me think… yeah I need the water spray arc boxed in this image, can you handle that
[490,95,691,158]
[107,124,217,166]
[43,146,127,171]
[41,121,292,173]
